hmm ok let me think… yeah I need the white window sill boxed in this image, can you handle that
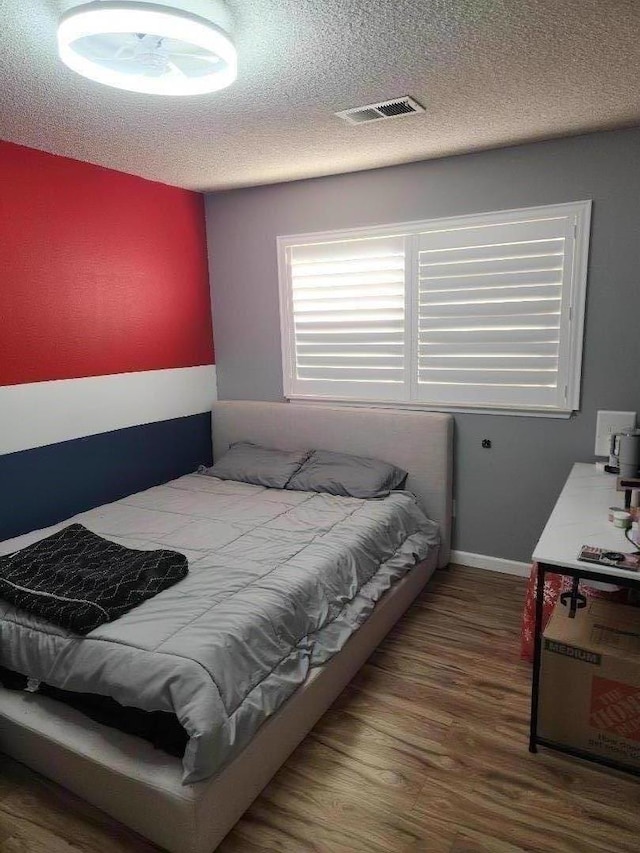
[285,396,575,419]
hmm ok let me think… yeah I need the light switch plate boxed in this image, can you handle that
[595,410,637,457]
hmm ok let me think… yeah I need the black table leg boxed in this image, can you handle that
[529,562,546,753]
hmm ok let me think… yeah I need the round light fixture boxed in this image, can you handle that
[57,1,237,96]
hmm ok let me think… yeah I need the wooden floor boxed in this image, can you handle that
[1,564,640,852]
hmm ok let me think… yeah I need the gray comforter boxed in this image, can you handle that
[0,474,439,783]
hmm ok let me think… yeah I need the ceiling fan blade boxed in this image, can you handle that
[81,32,137,59]
[168,51,221,63]
[113,43,136,60]
[167,60,187,77]
[99,55,139,63]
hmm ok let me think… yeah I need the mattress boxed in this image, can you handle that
[0,473,439,783]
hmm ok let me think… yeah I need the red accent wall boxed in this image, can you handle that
[0,140,214,386]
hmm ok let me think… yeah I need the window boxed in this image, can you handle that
[278,201,591,415]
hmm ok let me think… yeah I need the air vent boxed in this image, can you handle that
[336,96,424,125]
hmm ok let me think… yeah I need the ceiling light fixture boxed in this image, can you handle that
[57,1,237,96]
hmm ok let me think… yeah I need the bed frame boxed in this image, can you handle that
[0,402,453,853]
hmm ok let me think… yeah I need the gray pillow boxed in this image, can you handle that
[285,449,407,498]
[204,442,310,489]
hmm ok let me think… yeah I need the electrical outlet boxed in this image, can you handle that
[595,410,636,457]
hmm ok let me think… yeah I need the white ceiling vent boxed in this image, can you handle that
[336,96,425,125]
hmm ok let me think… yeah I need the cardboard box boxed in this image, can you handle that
[539,598,640,768]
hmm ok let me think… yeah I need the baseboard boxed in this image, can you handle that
[450,550,530,578]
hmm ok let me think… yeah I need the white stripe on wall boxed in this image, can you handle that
[0,365,217,455]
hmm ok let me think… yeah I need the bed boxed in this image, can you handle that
[0,401,453,853]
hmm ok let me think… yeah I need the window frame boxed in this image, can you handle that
[277,200,592,417]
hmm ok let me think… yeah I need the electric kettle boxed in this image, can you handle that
[609,430,640,477]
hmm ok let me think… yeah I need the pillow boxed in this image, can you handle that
[203,442,310,489]
[285,449,407,498]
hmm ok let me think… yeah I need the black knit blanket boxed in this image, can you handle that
[0,524,188,635]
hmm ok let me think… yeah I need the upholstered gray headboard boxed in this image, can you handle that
[211,401,453,567]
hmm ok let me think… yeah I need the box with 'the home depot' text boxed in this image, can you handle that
[539,598,640,768]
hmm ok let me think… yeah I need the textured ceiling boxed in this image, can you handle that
[1,0,639,191]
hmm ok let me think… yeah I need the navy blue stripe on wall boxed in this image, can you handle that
[0,413,213,542]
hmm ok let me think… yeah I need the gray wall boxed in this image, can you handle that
[205,128,640,563]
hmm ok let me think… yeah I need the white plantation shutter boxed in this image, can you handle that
[278,202,590,413]
[282,234,409,401]
[416,211,582,409]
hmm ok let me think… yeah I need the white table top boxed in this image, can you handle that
[532,462,640,580]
